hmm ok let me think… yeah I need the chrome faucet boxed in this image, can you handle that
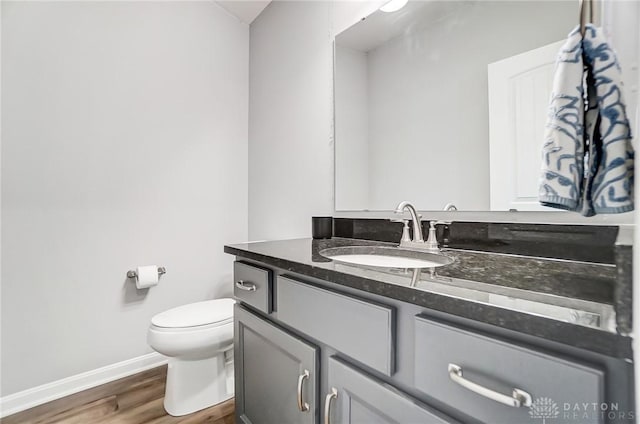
[393,201,442,253]
[394,201,424,243]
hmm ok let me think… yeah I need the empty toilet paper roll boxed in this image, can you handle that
[136,265,159,289]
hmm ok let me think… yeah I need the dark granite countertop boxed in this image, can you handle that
[224,237,632,359]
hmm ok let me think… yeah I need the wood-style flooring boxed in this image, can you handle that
[2,366,235,424]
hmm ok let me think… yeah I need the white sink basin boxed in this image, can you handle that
[319,246,454,269]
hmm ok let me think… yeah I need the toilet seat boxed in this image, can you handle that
[148,298,235,359]
[149,319,232,333]
[151,299,234,329]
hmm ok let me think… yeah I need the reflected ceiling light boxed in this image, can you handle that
[380,0,408,12]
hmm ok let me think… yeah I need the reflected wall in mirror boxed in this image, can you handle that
[334,1,577,211]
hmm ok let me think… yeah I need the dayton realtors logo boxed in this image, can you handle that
[529,397,560,423]
[529,397,635,422]
[562,402,635,421]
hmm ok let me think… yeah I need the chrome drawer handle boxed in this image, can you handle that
[297,370,310,412]
[235,280,257,292]
[324,388,338,424]
[448,364,532,408]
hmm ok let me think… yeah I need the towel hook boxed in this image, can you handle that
[579,0,594,37]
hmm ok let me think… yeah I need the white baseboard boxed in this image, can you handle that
[0,352,168,418]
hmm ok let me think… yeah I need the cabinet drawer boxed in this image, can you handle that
[277,276,395,376]
[326,356,459,424]
[233,261,272,314]
[414,316,605,424]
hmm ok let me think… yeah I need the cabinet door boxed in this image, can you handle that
[235,304,319,424]
[325,357,459,424]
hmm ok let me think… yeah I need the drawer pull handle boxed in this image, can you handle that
[297,370,310,412]
[448,363,532,408]
[324,387,338,424]
[235,280,257,292]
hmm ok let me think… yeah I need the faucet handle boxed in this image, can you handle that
[400,220,411,243]
[389,218,412,245]
[425,221,439,251]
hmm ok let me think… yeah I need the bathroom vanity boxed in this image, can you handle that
[224,222,634,424]
[224,1,638,422]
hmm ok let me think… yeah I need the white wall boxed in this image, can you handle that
[613,0,640,416]
[248,1,333,241]
[335,46,369,210]
[248,0,383,240]
[1,1,248,396]
[604,0,640,136]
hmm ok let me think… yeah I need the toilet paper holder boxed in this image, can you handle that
[127,267,166,279]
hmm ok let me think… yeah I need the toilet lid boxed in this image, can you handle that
[151,298,235,328]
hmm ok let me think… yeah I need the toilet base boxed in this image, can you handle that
[163,349,234,416]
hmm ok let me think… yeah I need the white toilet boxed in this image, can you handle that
[147,298,235,416]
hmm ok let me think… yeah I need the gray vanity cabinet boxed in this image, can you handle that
[231,261,628,424]
[234,304,319,424]
[324,357,460,424]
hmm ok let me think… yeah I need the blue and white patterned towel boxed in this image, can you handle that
[539,24,634,216]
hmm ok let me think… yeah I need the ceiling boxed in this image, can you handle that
[216,1,271,24]
[336,0,470,52]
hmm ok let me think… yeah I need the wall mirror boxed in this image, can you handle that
[334,0,634,216]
